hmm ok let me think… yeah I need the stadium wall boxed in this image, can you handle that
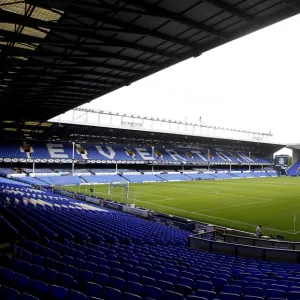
[293,149,300,164]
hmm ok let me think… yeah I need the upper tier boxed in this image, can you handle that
[0,143,272,165]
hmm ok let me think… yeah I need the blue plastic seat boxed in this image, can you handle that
[97,265,110,276]
[202,270,215,278]
[135,266,148,277]
[122,292,142,300]
[103,286,121,300]
[195,280,213,291]
[111,268,125,279]
[31,279,48,298]
[86,255,97,264]
[32,254,44,266]
[68,290,88,300]
[73,259,85,269]
[163,273,177,284]
[78,269,94,282]
[266,289,286,299]
[149,270,163,281]
[123,263,134,272]
[31,264,45,279]
[21,293,39,300]
[167,267,179,277]
[58,272,77,289]
[49,284,68,300]
[223,284,242,295]
[45,258,55,269]
[143,285,163,300]
[126,272,140,283]
[231,280,248,288]
[186,296,208,300]
[179,276,194,289]
[64,265,78,278]
[15,272,30,290]
[110,260,122,269]
[62,255,73,265]
[156,279,174,291]
[164,290,185,300]
[54,261,66,273]
[152,265,165,274]
[181,271,194,280]
[247,282,268,290]
[97,258,108,266]
[288,291,300,300]
[2,285,21,300]
[86,262,98,272]
[44,268,58,284]
[110,275,126,290]
[195,289,217,300]
[219,292,241,300]
[2,268,15,285]
[94,272,110,286]
[243,296,264,300]
[19,261,32,275]
[141,275,156,286]
[195,274,210,282]
[175,283,194,297]
[11,257,21,271]
[83,281,103,298]
[126,281,143,295]
[211,277,227,293]
[269,284,288,292]
[244,287,265,298]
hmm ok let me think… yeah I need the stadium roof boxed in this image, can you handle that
[286,144,300,150]
[0,120,284,153]
[1,0,299,121]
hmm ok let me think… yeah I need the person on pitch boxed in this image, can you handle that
[256,224,263,237]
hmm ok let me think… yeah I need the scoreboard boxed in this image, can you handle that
[274,155,289,168]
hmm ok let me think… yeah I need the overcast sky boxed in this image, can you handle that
[78,14,300,155]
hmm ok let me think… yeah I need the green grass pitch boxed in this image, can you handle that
[60,177,300,240]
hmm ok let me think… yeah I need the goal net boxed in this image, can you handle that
[107,182,130,200]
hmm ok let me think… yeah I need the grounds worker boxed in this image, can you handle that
[256,225,262,237]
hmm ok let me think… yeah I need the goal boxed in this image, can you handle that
[107,181,130,200]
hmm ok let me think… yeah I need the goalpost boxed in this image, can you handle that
[107,181,130,201]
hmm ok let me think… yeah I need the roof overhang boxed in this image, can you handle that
[286,144,300,150]
[1,0,300,120]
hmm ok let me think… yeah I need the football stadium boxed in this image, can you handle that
[1,1,300,299]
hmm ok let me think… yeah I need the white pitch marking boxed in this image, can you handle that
[195,199,273,213]
[143,183,273,202]
[136,198,294,235]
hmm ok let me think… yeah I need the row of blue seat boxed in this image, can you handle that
[1,180,300,300]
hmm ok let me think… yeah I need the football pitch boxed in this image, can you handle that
[61,177,300,240]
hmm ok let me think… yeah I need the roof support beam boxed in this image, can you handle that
[3,68,128,82]
[0,78,120,86]
[7,83,110,92]
[1,58,146,75]
[7,93,95,101]
[124,0,228,40]
[25,0,194,48]
[0,43,159,68]
[204,0,256,23]
[51,28,179,61]
[0,12,180,60]
[1,29,173,57]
